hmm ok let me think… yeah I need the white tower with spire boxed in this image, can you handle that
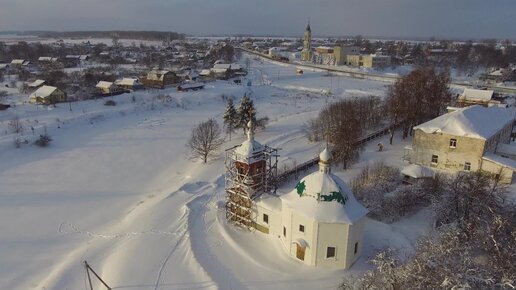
[301,20,312,62]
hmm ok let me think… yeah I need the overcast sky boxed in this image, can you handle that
[1,0,515,39]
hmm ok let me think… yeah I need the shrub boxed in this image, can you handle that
[104,100,116,106]
[34,134,52,147]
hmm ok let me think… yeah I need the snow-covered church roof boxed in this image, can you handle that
[281,149,368,224]
[234,121,264,162]
[413,105,515,140]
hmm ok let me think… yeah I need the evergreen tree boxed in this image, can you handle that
[237,94,256,133]
[223,98,238,140]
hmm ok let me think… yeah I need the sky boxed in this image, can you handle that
[1,0,516,40]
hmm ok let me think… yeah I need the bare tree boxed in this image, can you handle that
[386,66,451,141]
[307,98,382,169]
[8,116,23,134]
[341,171,515,290]
[187,119,224,163]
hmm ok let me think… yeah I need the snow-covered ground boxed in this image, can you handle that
[0,56,431,290]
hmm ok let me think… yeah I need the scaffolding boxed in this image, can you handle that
[224,145,279,230]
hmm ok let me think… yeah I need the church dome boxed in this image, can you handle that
[305,23,311,32]
[319,148,332,163]
[281,149,368,224]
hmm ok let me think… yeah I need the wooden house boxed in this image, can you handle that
[11,59,30,67]
[29,85,67,105]
[456,88,498,107]
[115,78,143,90]
[141,69,180,88]
[95,81,124,95]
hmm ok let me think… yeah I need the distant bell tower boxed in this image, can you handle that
[301,20,312,62]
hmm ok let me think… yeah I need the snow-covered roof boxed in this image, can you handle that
[482,153,516,170]
[401,164,435,179]
[38,57,58,62]
[413,105,515,140]
[489,69,504,76]
[213,63,231,70]
[234,121,265,162]
[0,63,9,69]
[235,138,264,159]
[255,194,282,212]
[281,171,368,224]
[115,78,140,86]
[230,64,242,70]
[147,69,171,81]
[11,59,25,64]
[211,68,228,74]
[28,79,46,88]
[29,85,58,98]
[199,69,211,76]
[96,81,115,89]
[496,143,516,156]
[459,88,494,102]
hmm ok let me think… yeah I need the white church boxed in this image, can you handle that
[225,122,368,269]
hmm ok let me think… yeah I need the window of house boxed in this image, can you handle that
[283,226,286,237]
[354,242,359,255]
[263,213,269,224]
[326,246,336,259]
[464,162,471,171]
[431,154,439,164]
[449,138,457,148]
[299,225,305,233]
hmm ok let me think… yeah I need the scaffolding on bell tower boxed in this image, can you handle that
[224,144,279,230]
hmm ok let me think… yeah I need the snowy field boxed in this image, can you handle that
[0,56,431,290]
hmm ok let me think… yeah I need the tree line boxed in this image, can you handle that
[24,31,185,41]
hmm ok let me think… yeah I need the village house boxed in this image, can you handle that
[27,79,48,89]
[211,63,232,79]
[95,81,124,96]
[10,59,30,67]
[225,122,368,269]
[456,88,500,107]
[38,57,59,63]
[481,67,516,84]
[29,85,67,105]
[141,69,180,88]
[114,78,143,91]
[407,105,515,183]
[210,63,246,79]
